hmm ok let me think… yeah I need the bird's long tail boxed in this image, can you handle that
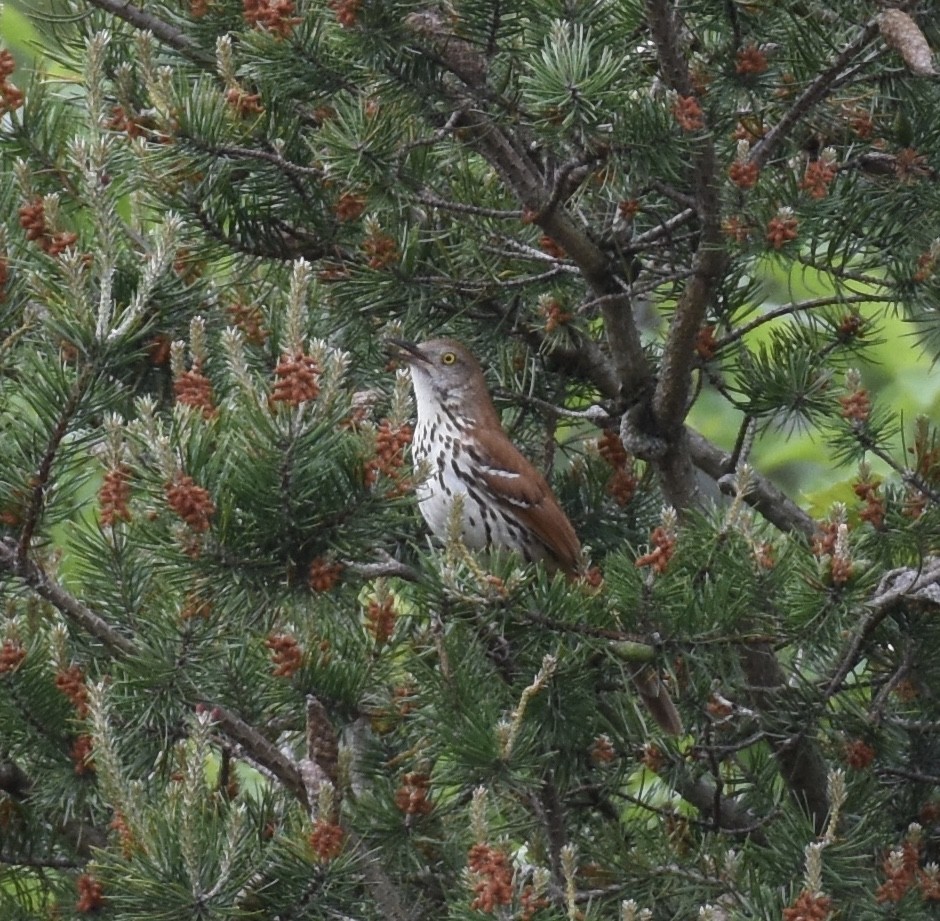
[630,666,683,737]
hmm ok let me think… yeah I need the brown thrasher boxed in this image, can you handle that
[392,337,682,736]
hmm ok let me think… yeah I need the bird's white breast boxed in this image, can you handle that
[412,411,543,560]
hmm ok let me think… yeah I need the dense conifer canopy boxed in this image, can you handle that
[1,1,939,918]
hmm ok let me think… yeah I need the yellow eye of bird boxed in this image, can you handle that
[441,352,456,365]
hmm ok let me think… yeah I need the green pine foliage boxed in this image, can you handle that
[1,1,940,918]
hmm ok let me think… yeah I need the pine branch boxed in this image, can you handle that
[0,853,83,869]
[534,779,569,893]
[749,16,883,170]
[609,27,839,813]
[406,28,651,397]
[516,314,818,538]
[629,207,697,249]
[714,293,895,351]
[645,0,727,513]
[877,766,940,785]
[78,0,215,67]
[412,189,525,220]
[182,137,325,181]
[209,705,308,803]
[342,552,420,582]
[824,558,940,701]
[686,430,818,537]
[16,367,95,563]
[0,540,414,918]
[0,753,107,858]
[851,431,940,507]
[0,538,137,658]
[189,199,332,261]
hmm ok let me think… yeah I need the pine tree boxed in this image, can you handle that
[1,1,940,918]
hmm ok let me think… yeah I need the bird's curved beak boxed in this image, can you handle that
[386,338,429,365]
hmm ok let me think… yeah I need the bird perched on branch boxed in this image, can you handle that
[391,337,682,736]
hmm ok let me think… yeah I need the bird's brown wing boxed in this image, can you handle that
[468,425,582,575]
[470,427,681,735]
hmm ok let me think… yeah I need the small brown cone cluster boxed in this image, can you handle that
[362,228,397,269]
[766,209,799,249]
[266,632,303,677]
[673,95,704,131]
[728,158,759,189]
[109,811,137,858]
[228,301,268,345]
[801,158,837,199]
[99,465,132,526]
[334,191,366,221]
[76,874,104,912]
[363,419,413,492]
[589,734,616,765]
[636,525,677,574]
[165,474,215,533]
[596,429,638,507]
[839,385,871,423]
[55,664,90,719]
[782,889,832,921]
[309,818,345,860]
[18,198,78,256]
[243,0,300,37]
[70,734,95,776]
[875,825,940,903]
[853,473,885,529]
[104,103,150,139]
[225,86,264,117]
[174,366,217,419]
[328,0,361,28]
[308,558,344,592]
[0,50,23,115]
[467,843,513,913]
[735,44,768,75]
[0,638,26,673]
[272,352,320,406]
[365,596,397,646]
[394,771,433,816]
[842,738,875,770]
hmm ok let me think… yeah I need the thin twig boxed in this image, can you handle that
[0,538,137,657]
[796,254,890,291]
[442,94,650,395]
[79,0,215,67]
[17,368,94,564]
[749,17,883,169]
[408,266,570,291]
[209,705,308,803]
[342,552,420,582]
[823,558,940,701]
[182,138,325,180]
[534,155,602,222]
[851,431,940,507]
[715,292,896,351]
[868,640,914,723]
[877,767,940,785]
[686,429,818,537]
[413,190,524,219]
[0,853,83,869]
[629,207,697,247]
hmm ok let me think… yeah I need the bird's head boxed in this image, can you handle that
[388,338,491,418]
